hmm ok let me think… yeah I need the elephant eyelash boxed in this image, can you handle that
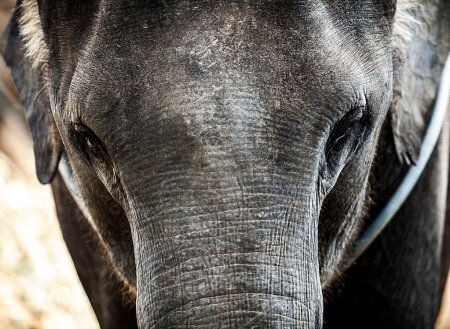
[69,123,113,171]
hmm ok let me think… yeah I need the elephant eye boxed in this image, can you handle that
[324,106,370,175]
[70,123,111,169]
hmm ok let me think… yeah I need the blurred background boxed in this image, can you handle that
[0,1,449,328]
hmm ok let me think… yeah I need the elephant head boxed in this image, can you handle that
[3,0,447,327]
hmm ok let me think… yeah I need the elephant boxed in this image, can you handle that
[2,0,450,328]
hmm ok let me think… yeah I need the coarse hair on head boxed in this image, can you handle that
[18,0,49,69]
[393,0,421,47]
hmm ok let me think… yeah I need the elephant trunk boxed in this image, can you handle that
[130,203,323,328]
[137,255,323,328]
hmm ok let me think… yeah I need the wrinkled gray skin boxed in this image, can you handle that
[3,0,450,328]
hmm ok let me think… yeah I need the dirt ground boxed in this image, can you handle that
[0,151,99,329]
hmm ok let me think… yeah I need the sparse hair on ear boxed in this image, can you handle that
[18,0,49,68]
[393,0,421,47]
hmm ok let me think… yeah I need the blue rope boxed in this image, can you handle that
[347,53,450,268]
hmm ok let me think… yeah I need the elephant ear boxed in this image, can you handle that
[389,0,450,165]
[2,0,62,184]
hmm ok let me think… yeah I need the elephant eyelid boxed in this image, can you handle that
[69,123,112,169]
[324,106,372,174]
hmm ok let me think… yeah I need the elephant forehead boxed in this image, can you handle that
[64,1,388,126]
[58,1,392,180]
[71,0,386,85]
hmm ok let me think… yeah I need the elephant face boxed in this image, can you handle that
[4,0,408,327]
